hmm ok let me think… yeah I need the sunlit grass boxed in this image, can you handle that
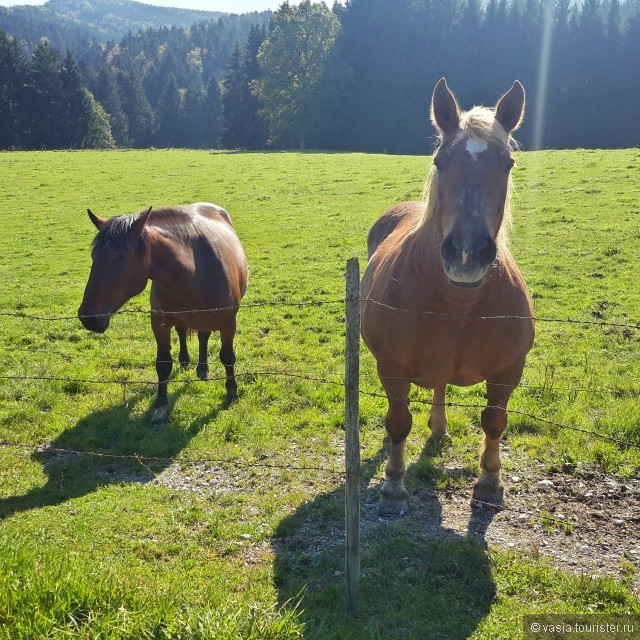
[0,149,638,638]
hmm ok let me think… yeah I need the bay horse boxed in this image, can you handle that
[361,79,535,514]
[78,202,248,424]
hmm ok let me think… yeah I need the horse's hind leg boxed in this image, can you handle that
[196,331,211,381]
[378,373,412,516]
[220,317,238,404]
[151,320,173,424]
[474,362,524,505]
[427,384,449,447]
[176,326,190,369]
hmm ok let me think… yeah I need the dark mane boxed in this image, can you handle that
[91,207,203,253]
[91,213,143,252]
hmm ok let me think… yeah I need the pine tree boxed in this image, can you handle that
[23,40,62,149]
[183,76,207,148]
[0,29,26,148]
[241,24,267,148]
[59,51,89,148]
[118,70,154,148]
[93,66,129,146]
[203,74,222,149]
[221,43,244,148]
[155,71,182,148]
[81,88,115,149]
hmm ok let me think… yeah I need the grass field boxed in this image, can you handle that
[0,149,639,639]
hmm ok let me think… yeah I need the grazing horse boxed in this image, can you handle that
[361,79,535,514]
[78,202,248,423]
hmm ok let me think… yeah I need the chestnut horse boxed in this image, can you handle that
[78,202,248,423]
[361,79,535,514]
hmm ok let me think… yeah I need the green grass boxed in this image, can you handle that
[0,149,639,638]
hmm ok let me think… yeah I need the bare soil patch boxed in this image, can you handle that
[152,450,639,593]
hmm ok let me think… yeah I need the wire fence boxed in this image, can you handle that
[1,297,639,330]
[0,291,639,547]
[0,434,629,536]
[0,369,638,450]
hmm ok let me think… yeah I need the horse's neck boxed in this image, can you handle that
[146,229,185,284]
[404,211,444,269]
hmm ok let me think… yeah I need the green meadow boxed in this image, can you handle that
[0,149,639,639]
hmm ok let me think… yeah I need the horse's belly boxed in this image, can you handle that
[364,312,532,387]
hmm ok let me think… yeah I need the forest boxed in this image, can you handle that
[1,0,639,152]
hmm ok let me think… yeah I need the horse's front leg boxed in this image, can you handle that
[474,362,525,505]
[151,320,173,424]
[378,373,412,516]
[196,331,210,381]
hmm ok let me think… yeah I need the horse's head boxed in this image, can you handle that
[78,207,152,333]
[430,78,525,288]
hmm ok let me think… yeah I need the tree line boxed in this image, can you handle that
[1,0,640,152]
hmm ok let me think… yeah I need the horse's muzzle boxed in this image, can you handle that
[79,312,110,333]
[440,231,496,289]
[447,276,485,289]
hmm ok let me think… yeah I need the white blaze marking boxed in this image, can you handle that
[465,137,488,161]
[461,250,469,265]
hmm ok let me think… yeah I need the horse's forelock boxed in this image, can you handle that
[91,213,143,252]
[458,106,517,150]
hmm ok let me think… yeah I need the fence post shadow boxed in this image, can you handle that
[271,442,497,639]
[0,383,229,522]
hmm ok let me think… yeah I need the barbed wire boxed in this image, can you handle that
[0,297,638,330]
[0,298,346,323]
[360,298,640,330]
[1,370,638,449]
[0,439,629,537]
[3,345,639,399]
[0,439,345,478]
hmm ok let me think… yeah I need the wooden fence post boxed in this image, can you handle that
[345,257,361,615]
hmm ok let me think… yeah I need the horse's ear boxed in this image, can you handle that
[495,81,525,133]
[87,209,106,229]
[431,78,460,136]
[131,207,152,238]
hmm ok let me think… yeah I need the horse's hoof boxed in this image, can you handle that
[224,391,238,407]
[196,365,209,381]
[151,406,169,425]
[378,495,409,517]
[472,478,504,507]
[426,432,452,450]
[378,480,409,517]
[179,360,190,370]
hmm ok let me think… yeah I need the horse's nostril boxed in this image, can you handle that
[478,235,497,266]
[440,234,458,264]
[79,313,108,333]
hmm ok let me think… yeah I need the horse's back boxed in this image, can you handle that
[367,201,422,259]
[148,203,248,312]
[190,203,248,300]
[191,202,234,228]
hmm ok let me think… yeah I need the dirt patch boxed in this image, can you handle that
[361,458,640,594]
[148,450,639,594]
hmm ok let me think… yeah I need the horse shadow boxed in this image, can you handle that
[272,442,500,639]
[0,385,228,521]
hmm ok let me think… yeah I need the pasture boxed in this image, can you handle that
[0,149,639,639]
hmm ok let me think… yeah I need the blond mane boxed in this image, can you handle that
[418,106,517,257]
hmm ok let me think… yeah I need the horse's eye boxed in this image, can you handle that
[434,158,443,172]
[506,158,515,173]
[115,253,126,263]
